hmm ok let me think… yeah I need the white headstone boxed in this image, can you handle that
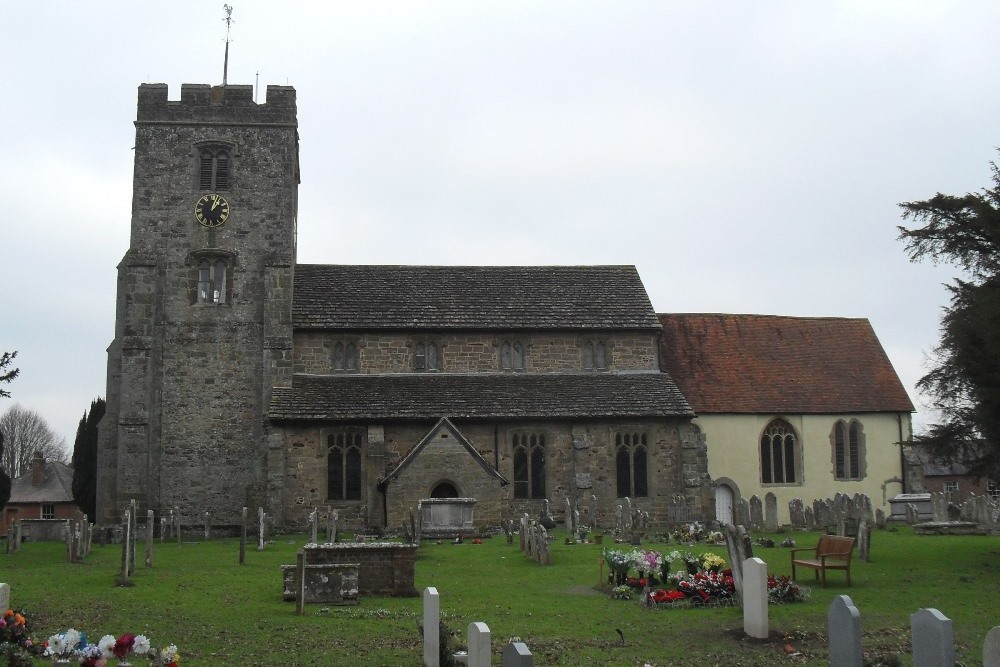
[983,626,1000,667]
[828,595,863,667]
[0,582,9,611]
[423,587,440,667]
[468,622,491,667]
[911,608,955,667]
[742,557,768,639]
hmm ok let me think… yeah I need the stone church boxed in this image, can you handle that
[95,83,711,532]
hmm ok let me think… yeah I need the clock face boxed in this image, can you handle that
[194,193,231,227]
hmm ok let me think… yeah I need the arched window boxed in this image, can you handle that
[760,419,799,484]
[512,433,546,499]
[199,146,231,190]
[615,431,648,497]
[194,254,232,304]
[328,429,364,501]
[832,420,865,480]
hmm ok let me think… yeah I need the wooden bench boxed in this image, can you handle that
[790,535,855,587]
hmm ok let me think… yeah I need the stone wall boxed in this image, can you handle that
[279,416,706,532]
[292,331,660,374]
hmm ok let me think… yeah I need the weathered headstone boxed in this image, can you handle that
[590,494,598,530]
[624,497,633,530]
[764,492,778,531]
[804,506,815,529]
[856,517,871,563]
[423,587,440,667]
[309,508,319,544]
[468,622,491,667]
[742,557,768,639]
[258,507,267,551]
[749,495,764,531]
[564,497,573,535]
[240,506,248,565]
[875,508,886,529]
[789,498,805,528]
[0,582,9,610]
[159,516,167,543]
[828,595,863,667]
[723,524,753,597]
[118,509,131,585]
[911,608,954,667]
[145,509,154,567]
[983,626,1000,667]
[502,642,533,667]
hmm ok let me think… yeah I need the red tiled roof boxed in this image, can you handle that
[657,314,915,415]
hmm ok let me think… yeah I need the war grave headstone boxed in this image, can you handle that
[828,595,863,667]
[743,557,768,639]
[911,608,955,667]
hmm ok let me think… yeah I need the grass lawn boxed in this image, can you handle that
[2,525,999,666]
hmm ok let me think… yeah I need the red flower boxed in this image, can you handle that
[113,633,136,658]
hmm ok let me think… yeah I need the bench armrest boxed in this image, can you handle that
[789,546,817,557]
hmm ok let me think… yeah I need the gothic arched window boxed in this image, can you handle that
[615,431,648,497]
[760,419,800,484]
[512,433,546,499]
[328,429,364,501]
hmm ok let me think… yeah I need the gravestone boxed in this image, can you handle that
[565,497,573,534]
[789,498,805,528]
[468,622,491,667]
[749,495,764,531]
[736,498,750,527]
[159,516,167,543]
[624,497,633,530]
[911,608,954,667]
[145,510,154,567]
[239,507,248,565]
[723,524,753,597]
[828,595,863,667]
[204,510,211,539]
[764,492,778,531]
[309,508,319,543]
[590,494,598,530]
[423,587,440,667]
[742,557,768,639]
[258,507,267,550]
[856,517,871,562]
[983,626,1000,667]
[804,506,815,529]
[0,582,9,610]
[931,492,948,523]
[502,642,533,667]
[875,508,886,529]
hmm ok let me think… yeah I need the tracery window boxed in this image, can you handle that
[615,431,648,497]
[760,419,799,484]
[327,429,364,501]
[513,433,546,499]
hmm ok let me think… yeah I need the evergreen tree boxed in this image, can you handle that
[898,158,1000,479]
[0,430,9,512]
[71,397,105,521]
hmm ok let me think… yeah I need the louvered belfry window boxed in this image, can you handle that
[199,147,231,190]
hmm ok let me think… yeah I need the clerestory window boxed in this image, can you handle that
[582,339,609,371]
[332,340,359,371]
[414,339,442,371]
[499,339,526,371]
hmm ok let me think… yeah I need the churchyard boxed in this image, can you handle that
[2,521,999,665]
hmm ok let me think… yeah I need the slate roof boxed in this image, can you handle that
[9,461,75,504]
[292,265,662,330]
[269,372,692,421]
[657,314,915,415]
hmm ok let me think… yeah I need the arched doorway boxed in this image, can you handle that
[430,481,459,498]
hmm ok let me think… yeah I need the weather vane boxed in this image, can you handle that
[222,5,234,86]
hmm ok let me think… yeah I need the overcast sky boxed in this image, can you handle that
[2,1,998,449]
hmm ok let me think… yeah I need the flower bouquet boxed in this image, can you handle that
[699,552,726,573]
[43,628,87,662]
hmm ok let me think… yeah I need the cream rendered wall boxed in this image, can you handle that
[698,412,911,524]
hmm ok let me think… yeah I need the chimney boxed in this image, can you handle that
[31,451,45,486]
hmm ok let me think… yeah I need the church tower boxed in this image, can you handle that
[96,83,299,528]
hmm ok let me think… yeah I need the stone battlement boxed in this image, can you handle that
[136,83,296,124]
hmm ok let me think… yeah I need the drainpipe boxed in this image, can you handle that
[898,413,907,493]
[494,425,500,471]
